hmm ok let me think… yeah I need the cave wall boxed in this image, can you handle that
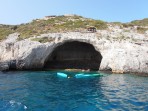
[44,41,102,70]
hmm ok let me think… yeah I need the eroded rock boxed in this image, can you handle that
[0,31,148,74]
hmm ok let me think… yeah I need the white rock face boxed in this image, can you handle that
[0,29,148,74]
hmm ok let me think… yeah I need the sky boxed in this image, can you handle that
[0,0,148,25]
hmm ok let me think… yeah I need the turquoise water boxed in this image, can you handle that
[0,71,148,111]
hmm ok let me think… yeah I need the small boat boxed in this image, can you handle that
[57,72,68,78]
[57,72,103,78]
[75,73,103,78]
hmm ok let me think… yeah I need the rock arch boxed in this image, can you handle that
[44,41,102,71]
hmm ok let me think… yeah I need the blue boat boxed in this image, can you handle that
[75,73,103,78]
[57,72,103,78]
[57,72,68,78]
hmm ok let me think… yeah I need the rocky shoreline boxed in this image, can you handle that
[0,24,148,74]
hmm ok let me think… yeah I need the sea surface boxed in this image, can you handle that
[0,71,147,111]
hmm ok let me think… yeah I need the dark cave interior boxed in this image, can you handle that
[44,41,102,71]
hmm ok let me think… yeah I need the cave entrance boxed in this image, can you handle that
[44,41,102,71]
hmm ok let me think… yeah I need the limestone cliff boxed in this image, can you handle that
[0,26,147,74]
[0,16,148,74]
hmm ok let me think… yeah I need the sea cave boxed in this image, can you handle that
[44,41,102,71]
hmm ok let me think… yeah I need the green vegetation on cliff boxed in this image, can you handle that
[131,18,148,26]
[137,27,148,34]
[121,18,148,28]
[0,25,14,40]
[0,15,107,40]
[31,37,55,43]
[0,15,148,41]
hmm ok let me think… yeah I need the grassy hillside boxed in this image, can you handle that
[0,15,148,41]
[131,18,148,26]
[0,25,15,40]
[0,15,107,40]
